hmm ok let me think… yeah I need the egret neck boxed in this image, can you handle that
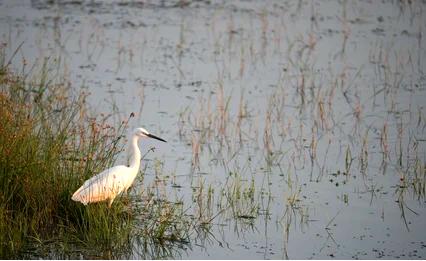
[129,134,141,171]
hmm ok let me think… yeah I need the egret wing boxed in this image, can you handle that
[72,165,129,204]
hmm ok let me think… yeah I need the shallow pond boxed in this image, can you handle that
[1,0,426,259]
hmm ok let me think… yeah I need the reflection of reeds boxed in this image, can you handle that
[345,145,353,177]
[359,129,369,177]
[380,122,389,160]
[191,133,200,170]
[259,9,268,59]
[395,184,419,231]
[412,158,425,197]
[235,91,247,144]
[280,186,309,259]
[340,0,350,55]
[177,18,186,58]
[216,81,229,139]
[264,100,273,156]
[309,126,317,181]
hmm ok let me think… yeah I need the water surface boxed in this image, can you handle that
[1,0,425,259]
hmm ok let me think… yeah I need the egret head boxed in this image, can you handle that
[134,127,166,142]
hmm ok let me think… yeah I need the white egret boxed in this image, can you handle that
[71,127,166,207]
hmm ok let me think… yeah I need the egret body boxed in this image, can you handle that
[71,127,166,207]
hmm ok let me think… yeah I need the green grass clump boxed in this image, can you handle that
[0,50,130,258]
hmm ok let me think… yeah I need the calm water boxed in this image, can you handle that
[1,0,425,259]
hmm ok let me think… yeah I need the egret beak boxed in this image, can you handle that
[147,133,167,143]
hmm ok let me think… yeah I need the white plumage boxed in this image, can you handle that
[71,127,166,207]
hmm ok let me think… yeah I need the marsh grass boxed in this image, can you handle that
[137,199,191,244]
[0,47,139,257]
[220,172,259,221]
[0,45,197,258]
